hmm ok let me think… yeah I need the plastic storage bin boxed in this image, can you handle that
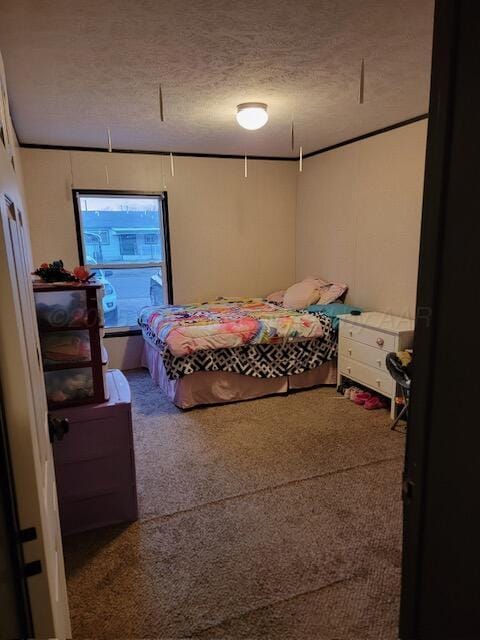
[51,369,138,535]
[44,367,94,404]
[40,330,91,365]
[35,289,89,329]
[34,282,108,409]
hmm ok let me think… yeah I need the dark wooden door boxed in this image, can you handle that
[400,1,480,638]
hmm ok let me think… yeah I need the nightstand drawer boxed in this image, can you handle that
[338,356,395,397]
[339,338,388,372]
[339,322,396,352]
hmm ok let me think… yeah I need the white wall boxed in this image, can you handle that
[20,148,297,369]
[296,120,428,318]
[20,149,297,303]
[20,120,427,368]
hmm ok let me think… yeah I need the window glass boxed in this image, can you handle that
[79,196,163,264]
[101,266,161,328]
[77,194,167,329]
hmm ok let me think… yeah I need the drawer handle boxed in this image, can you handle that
[348,349,352,356]
[376,337,384,347]
[376,379,381,386]
[377,360,382,367]
[347,367,351,373]
[349,330,353,337]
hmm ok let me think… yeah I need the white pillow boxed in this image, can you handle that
[283,280,321,309]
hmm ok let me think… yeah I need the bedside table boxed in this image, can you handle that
[337,312,414,418]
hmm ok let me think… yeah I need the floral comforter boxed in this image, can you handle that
[138,297,325,357]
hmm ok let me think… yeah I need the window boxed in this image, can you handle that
[144,233,159,245]
[98,229,110,245]
[74,191,172,331]
[119,234,138,256]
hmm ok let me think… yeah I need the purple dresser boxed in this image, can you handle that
[51,369,138,536]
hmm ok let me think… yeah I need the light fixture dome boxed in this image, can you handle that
[236,102,268,130]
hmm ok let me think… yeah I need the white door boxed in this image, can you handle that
[0,195,71,638]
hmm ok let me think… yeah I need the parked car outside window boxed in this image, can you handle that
[86,256,118,323]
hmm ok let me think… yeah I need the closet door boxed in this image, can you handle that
[0,195,71,638]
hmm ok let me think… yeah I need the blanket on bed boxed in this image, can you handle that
[142,314,338,379]
[138,297,325,357]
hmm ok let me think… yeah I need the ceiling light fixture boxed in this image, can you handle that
[236,102,268,130]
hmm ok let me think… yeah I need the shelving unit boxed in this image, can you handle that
[33,281,108,408]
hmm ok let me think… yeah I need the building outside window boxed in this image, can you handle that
[144,233,159,245]
[75,192,171,330]
[97,229,110,245]
[119,233,138,257]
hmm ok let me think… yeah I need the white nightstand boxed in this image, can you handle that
[337,312,414,418]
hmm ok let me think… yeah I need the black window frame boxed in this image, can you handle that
[72,189,173,337]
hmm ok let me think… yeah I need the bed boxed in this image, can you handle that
[138,297,339,409]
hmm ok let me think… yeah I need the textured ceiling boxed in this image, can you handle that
[0,0,434,157]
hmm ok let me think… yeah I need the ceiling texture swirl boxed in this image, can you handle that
[0,0,434,157]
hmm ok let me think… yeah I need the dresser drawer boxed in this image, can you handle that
[340,322,396,352]
[59,486,138,535]
[339,356,395,397]
[55,449,135,502]
[53,414,131,464]
[339,338,388,372]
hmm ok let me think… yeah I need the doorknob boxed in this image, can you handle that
[48,415,69,443]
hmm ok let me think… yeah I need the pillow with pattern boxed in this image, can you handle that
[265,290,285,305]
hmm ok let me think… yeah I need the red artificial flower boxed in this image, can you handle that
[73,266,91,282]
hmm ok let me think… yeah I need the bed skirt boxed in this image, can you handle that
[141,340,337,409]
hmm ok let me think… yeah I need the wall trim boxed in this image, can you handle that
[18,114,429,162]
[19,143,295,162]
[302,114,429,160]
[104,329,142,338]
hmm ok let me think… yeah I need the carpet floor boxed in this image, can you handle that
[63,369,406,639]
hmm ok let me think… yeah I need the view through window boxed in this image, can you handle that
[76,193,168,329]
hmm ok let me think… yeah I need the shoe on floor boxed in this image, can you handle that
[349,387,363,402]
[364,396,388,410]
[348,387,363,402]
[354,391,372,406]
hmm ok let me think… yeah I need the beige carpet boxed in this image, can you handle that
[63,370,406,639]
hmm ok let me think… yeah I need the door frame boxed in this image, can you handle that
[400,0,459,634]
[400,1,480,637]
